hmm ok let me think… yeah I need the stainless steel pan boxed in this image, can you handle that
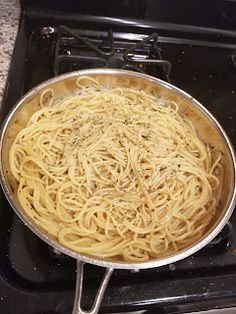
[1,69,236,314]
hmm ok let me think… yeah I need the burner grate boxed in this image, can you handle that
[47,26,171,81]
[123,32,171,81]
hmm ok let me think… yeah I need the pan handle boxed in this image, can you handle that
[72,260,114,314]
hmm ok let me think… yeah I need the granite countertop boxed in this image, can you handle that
[0,0,20,108]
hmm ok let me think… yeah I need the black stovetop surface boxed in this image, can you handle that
[1,2,236,314]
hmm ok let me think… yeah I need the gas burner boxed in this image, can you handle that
[50,26,171,82]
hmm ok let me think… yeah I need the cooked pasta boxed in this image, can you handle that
[9,76,223,262]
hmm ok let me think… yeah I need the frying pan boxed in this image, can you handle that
[0,69,236,314]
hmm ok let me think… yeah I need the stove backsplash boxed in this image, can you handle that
[21,0,236,29]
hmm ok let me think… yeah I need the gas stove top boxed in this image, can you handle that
[1,1,236,313]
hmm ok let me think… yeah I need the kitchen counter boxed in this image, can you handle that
[0,0,20,108]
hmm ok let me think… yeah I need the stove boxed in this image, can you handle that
[1,1,236,313]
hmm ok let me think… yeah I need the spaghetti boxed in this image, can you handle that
[9,76,223,262]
